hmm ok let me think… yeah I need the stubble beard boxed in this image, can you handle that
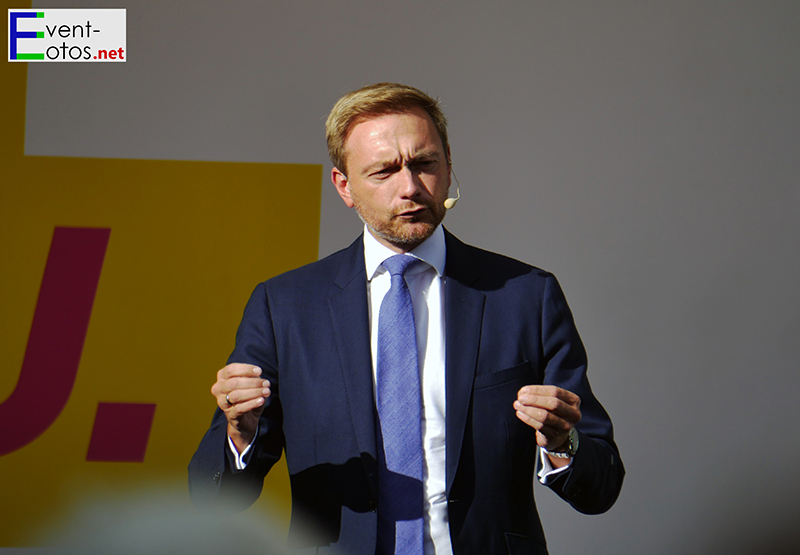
[352,198,447,250]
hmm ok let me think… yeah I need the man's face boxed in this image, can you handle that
[331,107,451,253]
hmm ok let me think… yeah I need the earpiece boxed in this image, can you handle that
[444,165,461,209]
[444,188,460,209]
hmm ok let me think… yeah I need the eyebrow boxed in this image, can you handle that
[360,150,442,176]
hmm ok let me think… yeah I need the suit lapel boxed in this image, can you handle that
[443,230,486,495]
[328,236,379,498]
[326,231,487,499]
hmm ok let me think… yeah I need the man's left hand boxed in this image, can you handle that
[514,385,581,458]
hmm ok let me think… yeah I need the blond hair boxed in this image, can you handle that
[325,82,449,175]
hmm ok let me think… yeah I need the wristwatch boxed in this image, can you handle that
[544,427,579,459]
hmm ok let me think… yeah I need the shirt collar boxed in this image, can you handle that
[363,225,446,281]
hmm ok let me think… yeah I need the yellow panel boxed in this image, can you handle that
[1,1,318,545]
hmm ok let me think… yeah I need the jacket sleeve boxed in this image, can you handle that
[188,283,285,511]
[540,274,625,514]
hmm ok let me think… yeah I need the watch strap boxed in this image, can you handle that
[543,427,579,458]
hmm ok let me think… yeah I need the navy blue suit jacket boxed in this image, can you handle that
[189,229,624,555]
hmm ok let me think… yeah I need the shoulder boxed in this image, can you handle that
[258,235,364,295]
[444,229,555,291]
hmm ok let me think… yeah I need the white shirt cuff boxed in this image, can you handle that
[537,447,573,484]
[227,428,257,471]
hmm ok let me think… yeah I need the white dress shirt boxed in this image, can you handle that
[363,225,450,555]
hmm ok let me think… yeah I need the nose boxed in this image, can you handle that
[397,166,425,199]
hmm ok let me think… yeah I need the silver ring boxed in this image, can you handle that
[225,394,232,406]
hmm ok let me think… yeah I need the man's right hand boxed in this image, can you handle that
[211,363,270,453]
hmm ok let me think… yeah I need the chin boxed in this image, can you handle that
[355,202,445,249]
[376,221,439,248]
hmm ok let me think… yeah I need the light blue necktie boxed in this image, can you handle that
[376,254,424,555]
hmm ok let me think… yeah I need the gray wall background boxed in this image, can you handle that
[26,1,800,553]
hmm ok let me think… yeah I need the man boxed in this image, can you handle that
[189,83,624,555]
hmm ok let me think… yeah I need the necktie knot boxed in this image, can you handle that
[382,254,418,277]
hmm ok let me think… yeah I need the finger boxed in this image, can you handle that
[514,409,570,450]
[518,385,580,406]
[221,385,271,407]
[513,401,573,433]
[212,377,270,401]
[513,402,546,430]
[218,364,262,381]
[212,365,266,401]
[536,430,568,450]
[514,406,570,449]
[515,394,581,425]
[222,395,266,415]
[516,387,581,422]
[223,377,271,394]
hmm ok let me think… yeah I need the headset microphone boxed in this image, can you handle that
[444,166,461,209]
[444,188,460,209]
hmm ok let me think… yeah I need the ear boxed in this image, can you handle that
[331,166,355,208]
[446,146,453,189]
